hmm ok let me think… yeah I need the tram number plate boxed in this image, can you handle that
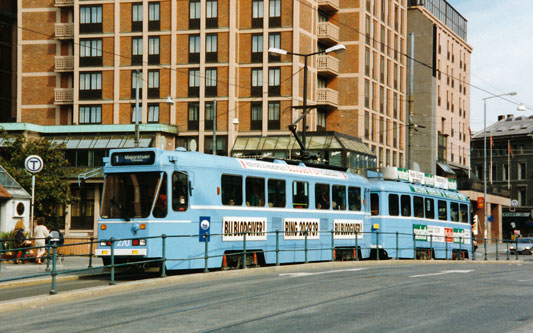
[116,240,131,247]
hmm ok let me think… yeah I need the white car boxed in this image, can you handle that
[510,237,533,255]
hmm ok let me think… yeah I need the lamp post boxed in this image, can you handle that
[268,44,345,159]
[482,92,518,242]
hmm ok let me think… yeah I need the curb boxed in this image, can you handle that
[0,259,526,314]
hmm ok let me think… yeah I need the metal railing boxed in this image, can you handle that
[0,232,523,295]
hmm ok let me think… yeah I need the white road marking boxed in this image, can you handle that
[279,268,367,278]
[410,270,474,278]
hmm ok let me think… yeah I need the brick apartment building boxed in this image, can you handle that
[3,0,408,235]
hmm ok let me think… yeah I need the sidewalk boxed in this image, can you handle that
[0,255,105,286]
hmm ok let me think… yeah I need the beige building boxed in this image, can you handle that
[8,0,408,235]
[407,0,471,175]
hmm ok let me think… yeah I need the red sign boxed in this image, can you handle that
[444,228,453,243]
[477,197,484,209]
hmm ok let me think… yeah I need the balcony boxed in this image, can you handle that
[317,22,339,45]
[54,88,74,104]
[55,0,74,6]
[317,0,339,13]
[55,56,74,72]
[55,23,74,39]
[317,88,338,108]
[316,54,339,77]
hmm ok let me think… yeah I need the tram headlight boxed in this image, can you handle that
[139,239,146,246]
[100,241,107,247]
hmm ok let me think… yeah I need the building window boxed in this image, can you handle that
[268,101,280,130]
[132,3,143,32]
[80,72,102,100]
[131,37,143,65]
[317,111,326,132]
[364,111,369,139]
[503,164,509,181]
[148,36,160,65]
[268,33,280,62]
[189,35,200,63]
[205,101,215,130]
[251,34,263,63]
[519,162,526,180]
[79,105,101,124]
[205,136,227,156]
[80,5,103,34]
[252,0,264,28]
[251,102,262,130]
[148,104,159,123]
[148,70,159,98]
[131,71,142,98]
[269,0,281,27]
[131,104,142,123]
[188,69,200,97]
[268,67,280,96]
[251,68,263,97]
[518,187,527,206]
[188,102,199,130]
[80,39,102,66]
[148,2,160,31]
[189,0,200,29]
[206,0,218,28]
[205,68,217,97]
[206,34,218,63]
[70,184,95,230]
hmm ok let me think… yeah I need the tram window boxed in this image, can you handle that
[348,186,361,211]
[401,195,411,217]
[293,181,309,209]
[246,177,265,207]
[172,172,188,212]
[332,185,346,210]
[315,183,330,209]
[388,194,399,216]
[413,196,424,218]
[221,174,243,206]
[425,198,435,219]
[370,193,379,215]
[438,200,447,220]
[268,179,285,207]
[450,202,459,222]
[460,204,468,223]
[153,173,168,218]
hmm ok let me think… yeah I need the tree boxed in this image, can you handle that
[0,131,75,230]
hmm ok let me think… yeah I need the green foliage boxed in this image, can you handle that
[0,131,75,230]
[1,231,15,249]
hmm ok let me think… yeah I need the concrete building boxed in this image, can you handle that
[4,0,410,236]
[407,0,471,176]
[471,115,533,241]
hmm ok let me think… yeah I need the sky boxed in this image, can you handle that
[446,0,533,132]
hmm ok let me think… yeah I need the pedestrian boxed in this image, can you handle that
[13,218,30,264]
[34,217,50,264]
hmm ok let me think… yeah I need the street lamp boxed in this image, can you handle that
[482,91,522,242]
[268,44,346,160]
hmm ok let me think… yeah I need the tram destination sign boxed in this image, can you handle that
[111,151,155,166]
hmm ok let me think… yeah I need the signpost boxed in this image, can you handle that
[25,155,43,236]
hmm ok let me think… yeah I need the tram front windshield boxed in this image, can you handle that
[101,172,161,219]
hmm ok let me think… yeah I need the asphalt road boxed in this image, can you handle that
[2,261,533,332]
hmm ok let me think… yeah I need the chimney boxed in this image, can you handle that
[498,115,505,121]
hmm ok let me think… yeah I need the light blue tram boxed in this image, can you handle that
[96,147,372,270]
[368,167,472,260]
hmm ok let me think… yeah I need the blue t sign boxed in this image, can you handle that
[199,216,210,242]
